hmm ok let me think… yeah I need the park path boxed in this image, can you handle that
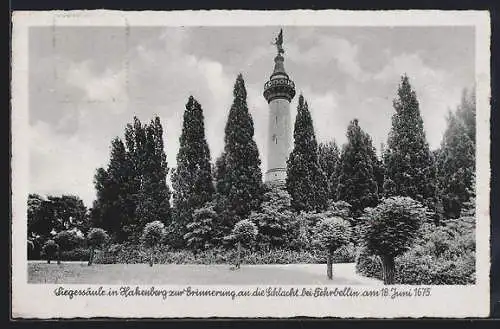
[28,262,382,285]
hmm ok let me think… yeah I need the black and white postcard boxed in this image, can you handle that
[11,10,491,318]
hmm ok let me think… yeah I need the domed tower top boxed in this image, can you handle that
[263,29,296,103]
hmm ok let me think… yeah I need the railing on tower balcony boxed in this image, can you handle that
[264,78,295,91]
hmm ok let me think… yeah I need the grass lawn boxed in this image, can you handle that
[28,261,382,285]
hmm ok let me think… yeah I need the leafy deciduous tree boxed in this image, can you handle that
[86,228,109,266]
[227,219,258,269]
[361,196,427,284]
[313,217,351,279]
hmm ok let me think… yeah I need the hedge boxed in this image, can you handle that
[40,247,91,262]
[93,243,356,265]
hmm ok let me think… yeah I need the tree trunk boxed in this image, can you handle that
[57,249,61,265]
[236,241,241,269]
[88,247,94,266]
[327,251,333,280]
[47,259,51,264]
[381,255,395,285]
[149,251,154,267]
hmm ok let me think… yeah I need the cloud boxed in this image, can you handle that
[129,43,235,170]
[29,121,106,207]
[65,61,128,107]
[374,53,463,149]
[288,35,368,82]
[298,88,341,143]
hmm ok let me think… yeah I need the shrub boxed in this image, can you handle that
[142,221,166,248]
[355,247,383,280]
[41,240,59,264]
[59,248,91,261]
[249,186,294,249]
[226,219,258,268]
[227,219,258,247]
[54,230,85,264]
[332,243,356,263]
[141,221,166,266]
[87,228,109,247]
[394,251,475,285]
[184,205,218,251]
[55,230,84,249]
[286,215,311,251]
[87,228,109,265]
[27,235,45,260]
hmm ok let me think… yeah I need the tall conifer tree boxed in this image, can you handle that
[383,75,437,209]
[137,117,171,226]
[456,88,476,145]
[172,96,215,240]
[436,110,475,218]
[214,152,228,197]
[336,119,379,216]
[318,141,340,201]
[220,74,264,226]
[286,95,328,212]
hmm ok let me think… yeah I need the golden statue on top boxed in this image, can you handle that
[273,28,285,55]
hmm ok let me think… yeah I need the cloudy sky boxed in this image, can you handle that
[29,26,475,207]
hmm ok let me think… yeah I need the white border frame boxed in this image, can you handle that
[11,10,491,318]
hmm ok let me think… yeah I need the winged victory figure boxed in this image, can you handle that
[273,28,285,55]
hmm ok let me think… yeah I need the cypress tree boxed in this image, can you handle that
[436,110,475,218]
[286,94,328,212]
[336,119,379,216]
[383,75,437,209]
[221,74,264,225]
[318,141,340,200]
[212,151,233,241]
[172,96,215,242]
[456,88,476,145]
[136,117,171,227]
